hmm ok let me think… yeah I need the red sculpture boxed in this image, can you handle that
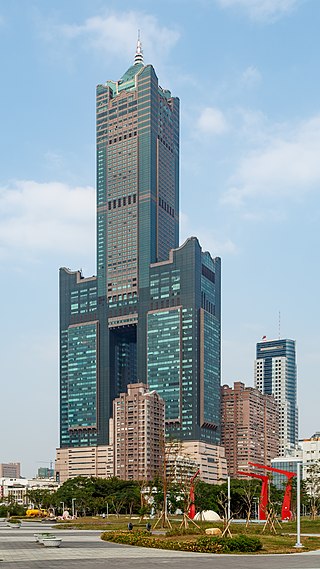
[237,470,269,520]
[188,469,200,519]
[248,462,296,521]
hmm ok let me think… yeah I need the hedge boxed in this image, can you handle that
[101,530,262,553]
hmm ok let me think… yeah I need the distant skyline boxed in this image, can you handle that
[0,0,319,477]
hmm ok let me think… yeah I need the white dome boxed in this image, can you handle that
[194,510,221,521]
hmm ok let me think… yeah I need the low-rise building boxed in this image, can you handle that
[0,463,21,478]
[55,445,113,484]
[300,432,320,478]
[175,441,227,484]
[271,455,302,489]
[0,478,59,505]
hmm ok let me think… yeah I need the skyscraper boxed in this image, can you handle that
[56,40,221,478]
[254,338,298,456]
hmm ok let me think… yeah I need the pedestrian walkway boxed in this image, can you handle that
[1,520,320,569]
[0,521,203,564]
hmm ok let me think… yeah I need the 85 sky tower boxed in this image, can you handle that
[57,40,221,466]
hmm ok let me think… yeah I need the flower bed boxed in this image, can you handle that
[100,530,262,554]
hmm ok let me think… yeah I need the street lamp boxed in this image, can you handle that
[60,501,65,515]
[294,461,303,549]
[227,476,231,521]
[72,498,76,518]
[253,497,258,520]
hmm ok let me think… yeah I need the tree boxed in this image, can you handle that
[53,476,96,514]
[26,489,54,509]
[237,479,261,524]
[153,439,195,528]
[52,476,146,517]
[194,480,221,513]
[304,460,320,519]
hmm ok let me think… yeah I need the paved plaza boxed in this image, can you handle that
[1,520,320,569]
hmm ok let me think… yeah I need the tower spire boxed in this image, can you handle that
[134,30,144,65]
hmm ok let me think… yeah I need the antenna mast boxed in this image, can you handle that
[278,311,281,339]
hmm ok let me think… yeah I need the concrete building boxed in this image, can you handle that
[270,433,320,490]
[56,38,222,477]
[55,445,113,484]
[221,382,279,478]
[255,338,298,456]
[0,478,58,505]
[37,467,54,479]
[0,463,21,478]
[300,432,320,478]
[170,441,227,484]
[112,383,165,481]
[165,446,198,484]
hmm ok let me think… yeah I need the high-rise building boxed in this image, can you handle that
[56,40,221,479]
[111,383,165,480]
[254,338,298,456]
[221,382,279,478]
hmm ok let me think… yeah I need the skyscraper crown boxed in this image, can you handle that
[134,32,143,65]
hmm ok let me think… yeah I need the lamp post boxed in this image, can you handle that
[253,497,258,520]
[227,476,231,521]
[72,498,76,519]
[60,501,65,515]
[294,461,303,549]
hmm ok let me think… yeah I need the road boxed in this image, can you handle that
[0,520,320,568]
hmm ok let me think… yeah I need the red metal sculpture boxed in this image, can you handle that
[188,469,200,519]
[237,470,269,520]
[248,462,296,521]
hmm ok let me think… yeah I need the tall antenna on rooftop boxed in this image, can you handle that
[134,30,144,65]
[278,310,281,339]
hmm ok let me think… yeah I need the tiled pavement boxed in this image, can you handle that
[1,520,320,569]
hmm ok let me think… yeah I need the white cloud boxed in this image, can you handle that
[197,107,229,135]
[0,180,95,258]
[48,11,179,64]
[216,0,299,21]
[222,114,320,206]
[44,151,64,169]
[200,235,237,255]
[180,213,237,255]
[241,66,261,88]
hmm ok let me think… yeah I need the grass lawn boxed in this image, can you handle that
[54,516,320,553]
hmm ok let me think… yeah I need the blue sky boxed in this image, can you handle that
[1,0,319,478]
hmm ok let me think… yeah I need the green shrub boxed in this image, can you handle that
[196,535,262,553]
[101,530,262,553]
[1,504,25,517]
[105,531,152,546]
[223,534,262,552]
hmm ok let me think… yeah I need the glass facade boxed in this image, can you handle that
[146,237,221,443]
[148,307,182,421]
[271,458,300,489]
[67,323,98,430]
[59,46,221,450]
[255,339,298,455]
